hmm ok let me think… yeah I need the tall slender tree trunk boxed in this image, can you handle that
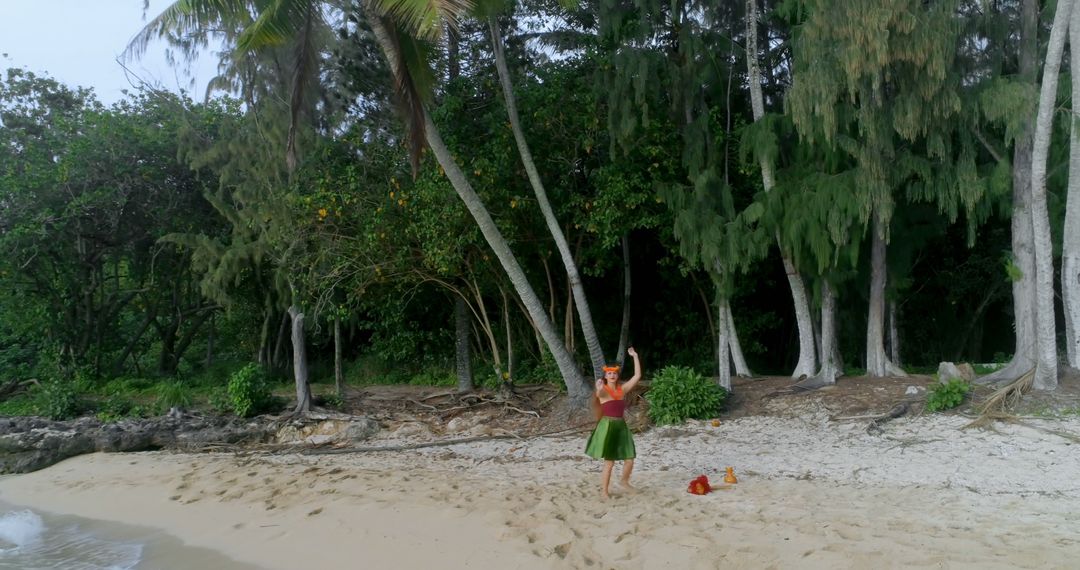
[821,281,841,381]
[866,216,907,378]
[616,234,632,367]
[272,312,289,369]
[746,0,816,378]
[887,300,901,367]
[205,313,215,368]
[726,304,752,377]
[334,314,344,399]
[489,19,606,379]
[257,309,271,365]
[369,15,588,406]
[455,296,474,393]
[1064,1,1080,370]
[983,0,1040,384]
[288,306,311,414]
[717,296,732,391]
[1028,0,1072,390]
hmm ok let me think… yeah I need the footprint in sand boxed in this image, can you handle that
[553,543,571,559]
[307,508,323,516]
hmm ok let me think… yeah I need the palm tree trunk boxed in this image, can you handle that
[982,0,1039,385]
[455,295,474,393]
[288,305,311,414]
[368,13,588,406]
[745,0,816,378]
[489,19,606,379]
[616,234,631,367]
[866,216,906,378]
[1028,0,1072,390]
[334,313,344,399]
[1064,1,1080,370]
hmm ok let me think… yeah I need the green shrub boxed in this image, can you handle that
[208,387,233,414]
[0,394,37,417]
[96,393,134,423]
[35,379,82,420]
[926,378,972,412]
[645,366,727,425]
[227,363,273,418]
[155,381,192,411]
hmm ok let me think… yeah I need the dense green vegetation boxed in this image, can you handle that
[1,0,1077,419]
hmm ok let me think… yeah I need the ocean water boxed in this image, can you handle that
[0,504,259,570]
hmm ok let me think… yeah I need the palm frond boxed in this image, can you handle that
[369,15,435,175]
[370,0,473,40]
[125,0,253,62]
[237,0,316,49]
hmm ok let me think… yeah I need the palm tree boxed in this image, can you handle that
[484,10,607,380]
[130,0,594,407]
[365,14,592,406]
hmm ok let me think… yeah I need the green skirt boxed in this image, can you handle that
[585,417,636,460]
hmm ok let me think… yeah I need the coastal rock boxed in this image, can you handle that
[937,362,976,383]
[275,416,380,445]
[0,415,277,474]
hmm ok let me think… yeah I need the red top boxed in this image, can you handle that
[600,399,626,418]
[600,382,625,417]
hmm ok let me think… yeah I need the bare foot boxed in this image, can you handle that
[600,489,611,500]
[618,481,638,493]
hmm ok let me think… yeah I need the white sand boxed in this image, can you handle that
[2,409,1079,569]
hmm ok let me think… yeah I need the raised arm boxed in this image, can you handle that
[622,347,643,392]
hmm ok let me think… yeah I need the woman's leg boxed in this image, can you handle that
[620,459,635,489]
[601,460,615,498]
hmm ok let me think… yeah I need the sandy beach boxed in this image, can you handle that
[2,408,1079,569]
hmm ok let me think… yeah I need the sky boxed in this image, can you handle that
[0,0,219,105]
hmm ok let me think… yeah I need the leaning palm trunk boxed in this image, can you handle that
[1027,0,1073,390]
[616,234,631,368]
[368,16,590,406]
[745,0,816,378]
[1064,1,1080,370]
[489,20,607,379]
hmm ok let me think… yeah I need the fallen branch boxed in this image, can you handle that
[866,402,910,435]
[504,405,541,418]
[406,399,439,412]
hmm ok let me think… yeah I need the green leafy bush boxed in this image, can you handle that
[645,366,727,425]
[926,378,972,412]
[227,363,273,418]
[35,379,82,420]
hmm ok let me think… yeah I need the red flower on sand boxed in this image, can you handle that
[687,475,711,495]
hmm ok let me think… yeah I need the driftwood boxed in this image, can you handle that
[865,402,910,435]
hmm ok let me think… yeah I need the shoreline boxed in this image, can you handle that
[1,413,1078,568]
